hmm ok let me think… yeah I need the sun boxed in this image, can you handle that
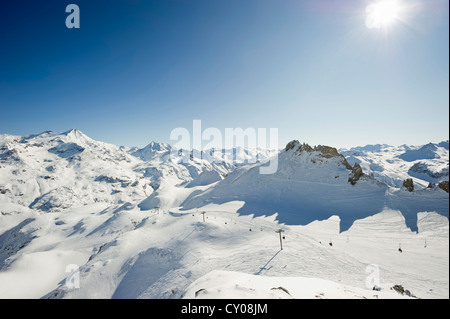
[366,0,402,29]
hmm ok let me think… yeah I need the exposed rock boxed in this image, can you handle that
[48,142,85,158]
[404,289,416,298]
[348,163,364,185]
[0,149,20,163]
[402,178,414,192]
[271,286,291,296]
[0,218,37,269]
[372,285,381,291]
[284,141,362,181]
[285,141,352,166]
[195,288,208,297]
[391,285,418,298]
[95,175,129,184]
[285,140,300,152]
[342,158,353,170]
[438,181,449,193]
[392,284,405,295]
[315,145,342,159]
[296,143,314,153]
[0,186,10,195]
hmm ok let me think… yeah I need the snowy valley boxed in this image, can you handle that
[0,129,448,299]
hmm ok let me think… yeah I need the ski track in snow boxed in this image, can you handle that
[0,203,447,299]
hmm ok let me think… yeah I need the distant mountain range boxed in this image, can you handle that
[340,141,449,189]
[0,129,448,299]
[1,129,448,231]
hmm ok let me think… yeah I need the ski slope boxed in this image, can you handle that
[181,141,449,232]
[0,200,447,299]
[0,131,448,299]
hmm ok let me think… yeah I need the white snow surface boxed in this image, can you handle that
[0,130,448,299]
[183,270,411,299]
[340,141,449,189]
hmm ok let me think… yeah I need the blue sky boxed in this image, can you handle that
[0,0,448,149]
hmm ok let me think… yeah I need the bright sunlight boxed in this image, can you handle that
[366,0,402,29]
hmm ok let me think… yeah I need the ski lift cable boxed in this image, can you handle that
[185,210,446,247]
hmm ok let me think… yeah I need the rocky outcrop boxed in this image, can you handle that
[348,162,364,185]
[95,175,129,184]
[296,143,314,153]
[285,140,300,152]
[391,285,417,298]
[48,142,85,159]
[0,186,10,195]
[284,141,363,184]
[0,149,20,163]
[286,141,349,161]
[402,178,414,192]
[438,181,449,193]
[0,218,37,269]
[284,141,314,153]
[315,145,343,159]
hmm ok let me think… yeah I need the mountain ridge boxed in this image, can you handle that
[0,129,448,299]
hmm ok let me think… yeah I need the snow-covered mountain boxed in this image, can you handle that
[130,141,229,191]
[181,140,449,232]
[0,130,272,213]
[340,141,449,190]
[0,129,152,212]
[0,130,448,299]
[130,140,274,189]
[127,140,276,210]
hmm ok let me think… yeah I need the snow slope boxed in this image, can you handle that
[340,141,449,189]
[0,130,245,213]
[0,129,153,211]
[183,270,411,299]
[0,203,447,299]
[181,141,449,232]
[129,141,273,190]
[0,131,448,299]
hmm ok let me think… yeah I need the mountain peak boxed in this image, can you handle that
[285,140,300,151]
[131,141,172,161]
[284,140,347,160]
[63,128,83,137]
[60,128,96,145]
[146,141,171,151]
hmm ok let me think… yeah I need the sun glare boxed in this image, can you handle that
[366,0,402,29]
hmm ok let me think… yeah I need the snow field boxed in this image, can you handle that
[0,201,447,299]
